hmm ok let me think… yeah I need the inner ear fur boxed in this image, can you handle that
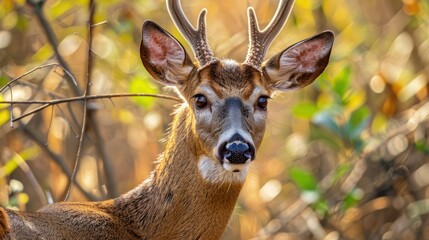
[140,20,196,86]
[262,31,334,91]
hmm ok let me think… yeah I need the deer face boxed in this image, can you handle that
[140,0,334,183]
[189,62,268,181]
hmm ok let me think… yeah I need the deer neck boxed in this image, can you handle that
[114,103,243,239]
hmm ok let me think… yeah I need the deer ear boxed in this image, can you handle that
[140,21,196,86]
[262,31,334,91]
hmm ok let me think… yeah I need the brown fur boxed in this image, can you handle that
[0,207,10,239]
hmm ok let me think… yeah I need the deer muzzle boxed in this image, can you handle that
[214,98,256,172]
[219,133,255,162]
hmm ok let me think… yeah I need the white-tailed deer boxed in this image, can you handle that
[0,0,334,239]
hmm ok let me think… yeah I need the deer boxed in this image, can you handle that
[0,0,334,239]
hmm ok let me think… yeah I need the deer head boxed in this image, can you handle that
[140,0,334,184]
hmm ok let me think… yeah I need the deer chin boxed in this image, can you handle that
[198,155,250,184]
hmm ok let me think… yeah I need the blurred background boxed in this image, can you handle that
[1,0,429,239]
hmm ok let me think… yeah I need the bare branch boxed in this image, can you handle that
[0,93,181,122]
[17,0,177,202]
[13,150,48,206]
[0,93,180,105]
[8,86,14,128]
[13,104,50,122]
[65,0,95,201]
[19,124,99,201]
[83,0,119,198]
[0,63,77,93]
[91,20,108,27]
[27,1,81,94]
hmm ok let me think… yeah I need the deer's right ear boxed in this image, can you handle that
[140,21,196,86]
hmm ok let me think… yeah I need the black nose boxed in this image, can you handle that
[218,134,255,164]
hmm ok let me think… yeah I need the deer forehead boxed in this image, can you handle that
[193,60,270,100]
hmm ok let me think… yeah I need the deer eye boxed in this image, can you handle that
[257,96,269,110]
[194,94,208,109]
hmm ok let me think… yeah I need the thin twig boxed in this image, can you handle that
[45,105,55,143]
[55,104,80,137]
[7,80,67,100]
[64,100,88,200]
[27,1,81,94]
[0,93,180,122]
[13,104,50,122]
[0,63,77,93]
[8,86,14,128]
[91,20,108,27]
[25,0,87,166]
[26,0,112,201]
[13,150,48,206]
[84,0,115,197]
[23,0,181,201]
[64,0,95,201]
[0,93,180,105]
[19,124,99,201]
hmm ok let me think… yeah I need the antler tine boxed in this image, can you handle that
[166,0,216,67]
[244,0,295,68]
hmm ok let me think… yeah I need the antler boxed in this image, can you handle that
[244,0,295,68]
[166,0,217,67]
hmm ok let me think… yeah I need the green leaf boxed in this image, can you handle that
[292,102,318,119]
[16,14,29,31]
[415,141,429,154]
[31,43,53,62]
[345,106,370,140]
[0,108,9,127]
[314,72,331,92]
[289,167,318,191]
[0,75,8,88]
[371,113,387,133]
[333,163,351,182]
[332,66,351,99]
[129,75,158,109]
[342,188,363,210]
[0,95,10,127]
[313,198,329,217]
[312,110,341,135]
[309,124,343,151]
[8,192,29,208]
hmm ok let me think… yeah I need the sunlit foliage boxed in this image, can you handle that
[1,0,429,239]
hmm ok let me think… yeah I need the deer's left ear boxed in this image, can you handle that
[262,31,334,91]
